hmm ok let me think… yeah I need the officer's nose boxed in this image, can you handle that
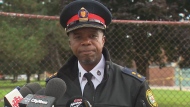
[81,38,91,45]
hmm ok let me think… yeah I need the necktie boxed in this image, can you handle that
[83,73,95,104]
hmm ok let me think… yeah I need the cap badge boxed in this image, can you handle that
[78,7,89,22]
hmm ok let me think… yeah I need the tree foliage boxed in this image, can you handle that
[0,0,189,79]
[100,0,190,20]
[0,0,68,82]
[101,0,190,76]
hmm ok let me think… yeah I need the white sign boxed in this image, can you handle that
[5,88,23,107]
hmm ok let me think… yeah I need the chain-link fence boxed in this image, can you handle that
[0,12,190,107]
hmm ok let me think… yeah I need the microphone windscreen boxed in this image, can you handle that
[35,87,46,95]
[19,86,33,97]
[66,96,91,107]
[45,78,67,100]
[25,82,42,94]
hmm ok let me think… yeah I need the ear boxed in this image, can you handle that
[102,35,106,45]
[68,32,74,48]
[68,39,71,47]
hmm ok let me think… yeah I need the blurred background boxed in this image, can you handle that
[0,0,190,107]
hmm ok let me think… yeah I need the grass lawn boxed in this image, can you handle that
[1,80,190,107]
[0,80,46,88]
[152,89,190,107]
[0,88,12,107]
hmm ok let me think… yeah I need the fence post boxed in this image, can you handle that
[179,68,182,91]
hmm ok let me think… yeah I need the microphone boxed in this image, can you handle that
[4,88,23,107]
[19,87,33,98]
[66,96,92,107]
[35,88,46,95]
[4,82,42,107]
[18,84,44,107]
[19,78,67,107]
[23,82,42,94]
[19,94,55,107]
[45,78,67,102]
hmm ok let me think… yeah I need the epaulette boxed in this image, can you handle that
[45,72,58,83]
[122,67,145,82]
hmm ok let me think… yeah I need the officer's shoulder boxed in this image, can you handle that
[45,72,58,83]
[121,67,145,82]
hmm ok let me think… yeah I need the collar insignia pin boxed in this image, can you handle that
[97,70,101,76]
[79,72,81,77]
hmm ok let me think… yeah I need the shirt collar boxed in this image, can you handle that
[78,54,105,83]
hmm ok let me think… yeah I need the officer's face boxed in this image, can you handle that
[68,27,105,66]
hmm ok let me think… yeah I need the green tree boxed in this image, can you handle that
[1,0,189,80]
[0,0,68,82]
[0,18,47,82]
[101,0,190,76]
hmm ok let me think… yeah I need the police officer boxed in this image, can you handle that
[46,0,158,107]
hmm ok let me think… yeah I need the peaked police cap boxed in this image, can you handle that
[60,0,112,33]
